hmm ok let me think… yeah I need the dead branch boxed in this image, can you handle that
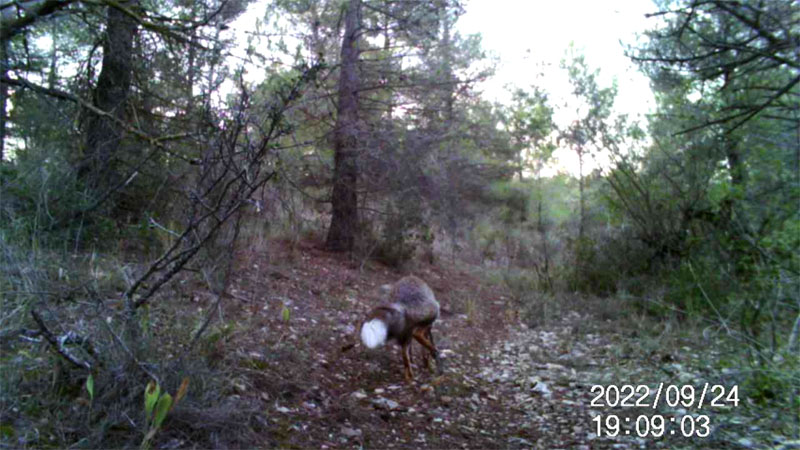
[30,309,93,370]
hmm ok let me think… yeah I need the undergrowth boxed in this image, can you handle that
[0,232,264,448]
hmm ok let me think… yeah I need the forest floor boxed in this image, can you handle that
[174,237,795,450]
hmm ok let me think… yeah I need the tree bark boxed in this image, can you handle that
[0,0,79,42]
[325,0,361,252]
[1,37,8,162]
[81,0,138,189]
[577,146,585,241]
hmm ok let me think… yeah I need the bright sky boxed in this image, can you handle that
[457,0,656,109]
[456,0,658,176]
[225,0,659,176]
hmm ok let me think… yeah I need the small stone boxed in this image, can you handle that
[350,390,367,400]
[532,382,551,398]
[371,397,400,411]
[340,427,362,438]
[232,380,247,394]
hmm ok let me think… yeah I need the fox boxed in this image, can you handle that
[357,275,442,381]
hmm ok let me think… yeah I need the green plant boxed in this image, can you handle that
[140,378,189,450]
[464,296,477,325]
[85,374,94,401]
[281,305,291,324]
[371,197,429,268]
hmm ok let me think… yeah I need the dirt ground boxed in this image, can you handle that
[177,238,764,449]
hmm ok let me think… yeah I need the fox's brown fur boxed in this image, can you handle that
[359,276,441,381]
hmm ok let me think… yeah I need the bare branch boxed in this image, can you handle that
[30,309,93,370]
[0,0,78,41]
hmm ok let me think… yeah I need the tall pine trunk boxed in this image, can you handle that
[81,0,138,190]
[325,0,361,251]
[0,37,7,162]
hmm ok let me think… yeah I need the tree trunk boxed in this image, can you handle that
[577,147,585,241]
[81,0,138,189]
[186,31,197,114]
[440,4,454,124]
[48,21,58,89]
[536,188,553,291]
[723,134,747,224]
[1,37,7,161]
[325,0,361,252]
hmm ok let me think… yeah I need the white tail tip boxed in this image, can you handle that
[361,319,388,349]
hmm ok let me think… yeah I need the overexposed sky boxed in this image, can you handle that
[456,0,658,175]
[228,0,657,116]
[226,0,660,176]
[457,0,656,118]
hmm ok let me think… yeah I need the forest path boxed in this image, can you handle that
[218,239,707,449]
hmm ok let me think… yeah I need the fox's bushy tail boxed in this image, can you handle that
[360,318,387,349]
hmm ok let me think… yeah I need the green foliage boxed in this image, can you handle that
[0,139,174,256]
[153,393,173,429]
[566,236,616,295]
[585,2,800,403]
[370,191,432,268]
[141,379,188,450]
[2,0,795,445]
[0,425,14,439]
[489,181,530,224]
[502,269,538,302]
[1,148,83,243]
[85,375,94,401]
[744,370,789,406]
[502,269,571,328]
[200,322,237,362]
[281,305,291,323]
[501,86,556,174]
[1,1,319,448]
[144,381,161,421]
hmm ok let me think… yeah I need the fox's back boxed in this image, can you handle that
[390,276,439,325]
[358,275,442,380]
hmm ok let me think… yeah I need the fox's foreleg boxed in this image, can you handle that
[412,326,440,373]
